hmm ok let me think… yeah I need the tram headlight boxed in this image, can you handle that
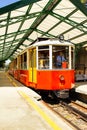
[58,34,64,42]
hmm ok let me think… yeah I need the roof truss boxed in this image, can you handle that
[0,0,87,62]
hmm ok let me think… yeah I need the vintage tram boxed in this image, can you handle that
[9,38,75,98]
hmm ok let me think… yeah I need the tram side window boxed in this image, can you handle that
[21,52,27,69]
[52,46,69,69]
[71,47,74,69]
[21,55,23,69]
[24,52,27,69]
[14,58,17,69]
[38,46,49,69]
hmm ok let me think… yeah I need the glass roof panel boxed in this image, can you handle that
[29,31,42,40]
[20,18,36,30]
[15,34,24,40]
[0,27,6,35]
[17,49,22,52]
[84,22,87,27]
[64,28,83,39]
[0,35,4,40]
[14,52,19,55]
[53,0,75,17]
[20,45,26,50]
[29,0,48,13]
[69,10,87,23]
[11,6,29,17]
[7,22,21,33]
[0,21,7,27]
[23,40,31,46]
[5,44,11,47]
[0,13,8,21]
[12,42,18,46]
[5,37,14,42]
[49,22,72,36]
[37,15,60,32]
[72,34,87,44]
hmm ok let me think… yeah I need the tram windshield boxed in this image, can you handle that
[52,45,74,69]
[38,46,49,69]
[38,45,74,69]
[52,46,69,69]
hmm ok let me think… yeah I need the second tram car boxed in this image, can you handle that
[9,38,75,98]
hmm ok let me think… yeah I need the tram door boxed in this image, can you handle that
[29,48,37,84]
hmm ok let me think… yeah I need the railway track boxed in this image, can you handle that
[43,98,87,130]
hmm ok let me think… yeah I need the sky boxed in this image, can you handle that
[0,0,20,8]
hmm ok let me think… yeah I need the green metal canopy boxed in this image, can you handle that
[0,0,87,62]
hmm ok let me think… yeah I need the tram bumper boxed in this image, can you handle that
[53,89,69,99]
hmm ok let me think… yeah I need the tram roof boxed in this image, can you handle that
[0,0,87,62]
[30,38,74,48]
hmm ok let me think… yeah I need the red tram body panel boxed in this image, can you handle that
[14,70,20,80]
[37,70,74,90]
[20,70,29,86]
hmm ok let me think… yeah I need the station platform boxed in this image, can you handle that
[75,84,87,95]
[0,71,74,130]
[75,82,87,103]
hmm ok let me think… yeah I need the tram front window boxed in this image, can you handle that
[52,46,69,69]
[38,46,49,69]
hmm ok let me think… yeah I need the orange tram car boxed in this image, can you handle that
[9,38,75,98]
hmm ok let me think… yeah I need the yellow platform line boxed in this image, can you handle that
[19,90,62,130]
[6,73,18,87]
